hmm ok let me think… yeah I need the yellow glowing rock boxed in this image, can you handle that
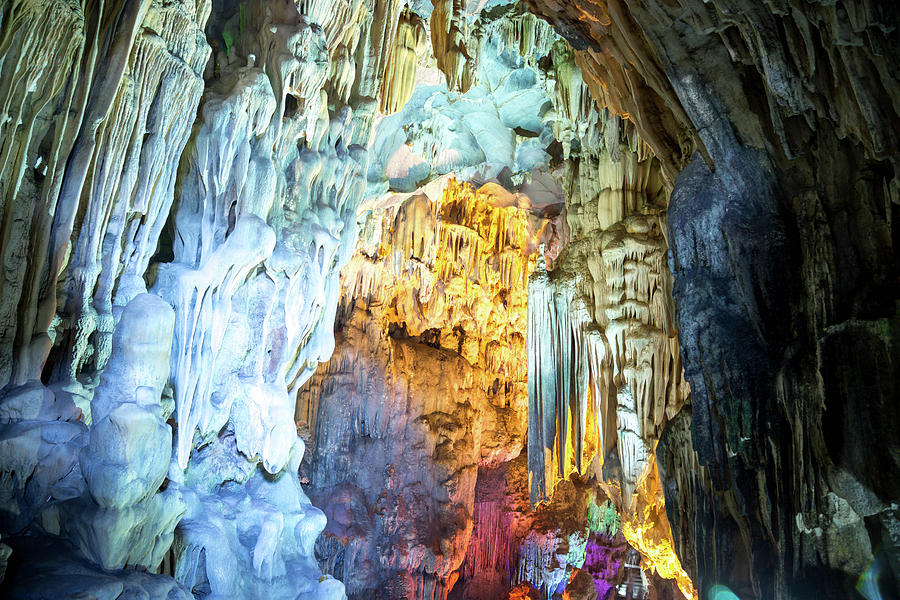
[324,178,546,468]
[621,454,698,600]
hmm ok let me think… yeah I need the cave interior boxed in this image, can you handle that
[0,0,898,599]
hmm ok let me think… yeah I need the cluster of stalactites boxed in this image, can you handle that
[298,0,407,118]
[297,0,363,102]
[0,0,86,389]
[526,265,614,506]
[430,0,473,93]
[525,106,694,595]
[497,10,556,65]
[461,500,517,581]
[548,39,661,168]
[548,40,596,157]
[527,219,687,502]
[380,6,427,114]
[0,0,211,399]
[338,178,541,388]
[562,145,666,235]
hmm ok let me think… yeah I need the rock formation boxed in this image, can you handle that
[521,0,900,598]
[0,0,897,599]
[0,0,401,597]
[298,177,541,598]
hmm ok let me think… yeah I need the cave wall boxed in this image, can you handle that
[523,0,900,598]
[298,177,542,598]
[299,5,699,596]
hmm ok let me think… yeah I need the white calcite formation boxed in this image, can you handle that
[149,2,370,595]
[40,294,182,571]
[367,3,558,196]
[0,0,405,597]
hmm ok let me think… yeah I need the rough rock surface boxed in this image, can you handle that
[0,0,404,597]
[523,0,900,598]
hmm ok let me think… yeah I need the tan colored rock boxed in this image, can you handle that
[430,0,474,93]
[381,7,428,114]
[526,109,694,597]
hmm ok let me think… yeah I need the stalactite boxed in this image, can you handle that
[329,178,540,395]
[350,0,404,112]
[430,0,473,93]
[527,264,611,505]
[380,7,427,114]
[462,500,517,581]
[526,105,694,597]
[0,0,83,389]
[498,11,555,65]
[548,41,595,159]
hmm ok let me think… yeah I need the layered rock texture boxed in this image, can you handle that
[0,0,898,599]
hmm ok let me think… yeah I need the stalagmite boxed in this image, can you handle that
[40,294,182,571]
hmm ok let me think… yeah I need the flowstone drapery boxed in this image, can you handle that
[525,104,695,597]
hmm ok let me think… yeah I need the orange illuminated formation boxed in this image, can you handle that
[622,455,697,599]
[338,177,542,386]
